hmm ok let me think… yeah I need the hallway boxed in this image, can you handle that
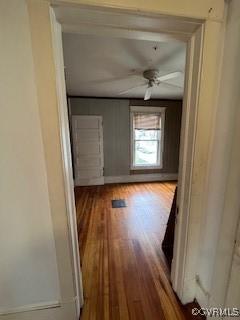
[75,182,194,319]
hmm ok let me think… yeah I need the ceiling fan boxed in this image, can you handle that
[118,69,183,100]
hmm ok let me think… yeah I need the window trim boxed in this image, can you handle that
[130,106,166,170]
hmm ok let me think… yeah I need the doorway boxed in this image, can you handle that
[50,3,207,317]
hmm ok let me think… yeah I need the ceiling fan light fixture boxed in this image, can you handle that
[143,69,160,82]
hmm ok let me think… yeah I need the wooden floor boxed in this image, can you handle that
[75,182,197,320]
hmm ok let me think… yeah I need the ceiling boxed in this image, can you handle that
[62,33,186,99]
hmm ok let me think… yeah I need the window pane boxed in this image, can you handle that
[134,141,158,166]
[134,129,159,140]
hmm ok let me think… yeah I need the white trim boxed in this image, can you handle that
[52,4,213,36]
[0,301,61,316]
[130,106,166,170]
[171,24,204,303]
[131,165,163,170]
[50,9,84,316]
[104,173,177,184]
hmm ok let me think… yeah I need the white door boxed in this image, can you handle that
[72,115,104,186]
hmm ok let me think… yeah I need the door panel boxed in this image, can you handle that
[72,115,104,186]
[73,117,99,129]
[76,142,101,155]
[74,129,99,140]
[76,168,103,179]
[76,156,101,168]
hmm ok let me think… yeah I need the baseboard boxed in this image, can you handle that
[0,296,79,317]
[74,177,104,186]
[0,300,61,316]
[0,300,78,320]
[104,173,178,184]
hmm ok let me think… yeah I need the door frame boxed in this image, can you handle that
[170,24,204,301]
[50,12,84,317]
[50,4,224,307]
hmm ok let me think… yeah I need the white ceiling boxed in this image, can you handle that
[62,33,186,99]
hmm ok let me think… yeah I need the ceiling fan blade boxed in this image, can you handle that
[144,86,153,101]
[118,82,147,95]
[162,81,183,89]
[79,71,143,86]
[157,71,182,82]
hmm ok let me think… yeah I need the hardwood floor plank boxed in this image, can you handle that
[75,182,199,320]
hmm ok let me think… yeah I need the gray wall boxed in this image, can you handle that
[69,97,182,176]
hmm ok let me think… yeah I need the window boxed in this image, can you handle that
[130,106,165,169]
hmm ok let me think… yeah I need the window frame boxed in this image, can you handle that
[130,106,166,170]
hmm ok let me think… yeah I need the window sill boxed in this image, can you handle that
[130,168,164,175]
[131,166,163,170]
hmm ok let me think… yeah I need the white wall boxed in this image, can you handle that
[196,0,240,308]
[0,1,80,319]
[0,0,60,315]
